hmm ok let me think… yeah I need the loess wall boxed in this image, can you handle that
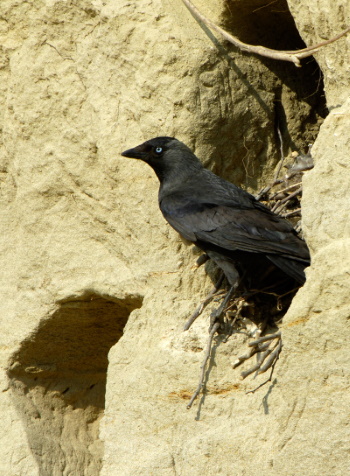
[0,0,349,475]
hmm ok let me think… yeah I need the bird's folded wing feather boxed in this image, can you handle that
[160,194,309,262]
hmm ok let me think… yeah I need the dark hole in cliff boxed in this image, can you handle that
[222,0,305,50]
[222,0,327,151]
[7,293,143,476]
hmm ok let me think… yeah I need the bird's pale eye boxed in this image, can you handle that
[155,147,163,154]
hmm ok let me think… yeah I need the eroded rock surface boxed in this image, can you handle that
[0,0,348,475]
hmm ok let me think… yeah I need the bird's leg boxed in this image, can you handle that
[195,253,209,268]
[209,281,238,331]
[183,272,224,331]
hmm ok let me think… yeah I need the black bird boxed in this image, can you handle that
[121,137,310,287]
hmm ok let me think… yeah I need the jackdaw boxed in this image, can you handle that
[121,137,310,287]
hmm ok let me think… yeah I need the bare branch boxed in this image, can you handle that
[182,0,350,67]
[241,360,265,379]
[281,208,301,218]
[271,186,302,213]
[246,356,279,394]
[239,332,282,381]
[232,341,270,368]
[258,338,282,374]
[248,331,281,347]
[271,182,302,198]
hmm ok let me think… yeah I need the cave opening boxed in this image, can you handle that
[7,293,143,476]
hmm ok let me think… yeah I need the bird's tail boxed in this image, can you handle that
[267,254,309,284]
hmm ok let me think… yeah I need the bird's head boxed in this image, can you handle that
[121,136,203,182]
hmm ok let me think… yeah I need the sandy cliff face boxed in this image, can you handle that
[0,1,349,475]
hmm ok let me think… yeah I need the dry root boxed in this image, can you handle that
[186,289,285,408]
[233,330,282,394]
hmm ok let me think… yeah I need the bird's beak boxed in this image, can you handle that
[121,143,148,160]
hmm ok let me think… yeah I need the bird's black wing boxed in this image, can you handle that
[160,193,309,262]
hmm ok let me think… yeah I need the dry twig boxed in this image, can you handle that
[271,187,302,213]
[282,208,301,218]
[233,331,282,381]
[271,182,302,199]
[182,0,350,67]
